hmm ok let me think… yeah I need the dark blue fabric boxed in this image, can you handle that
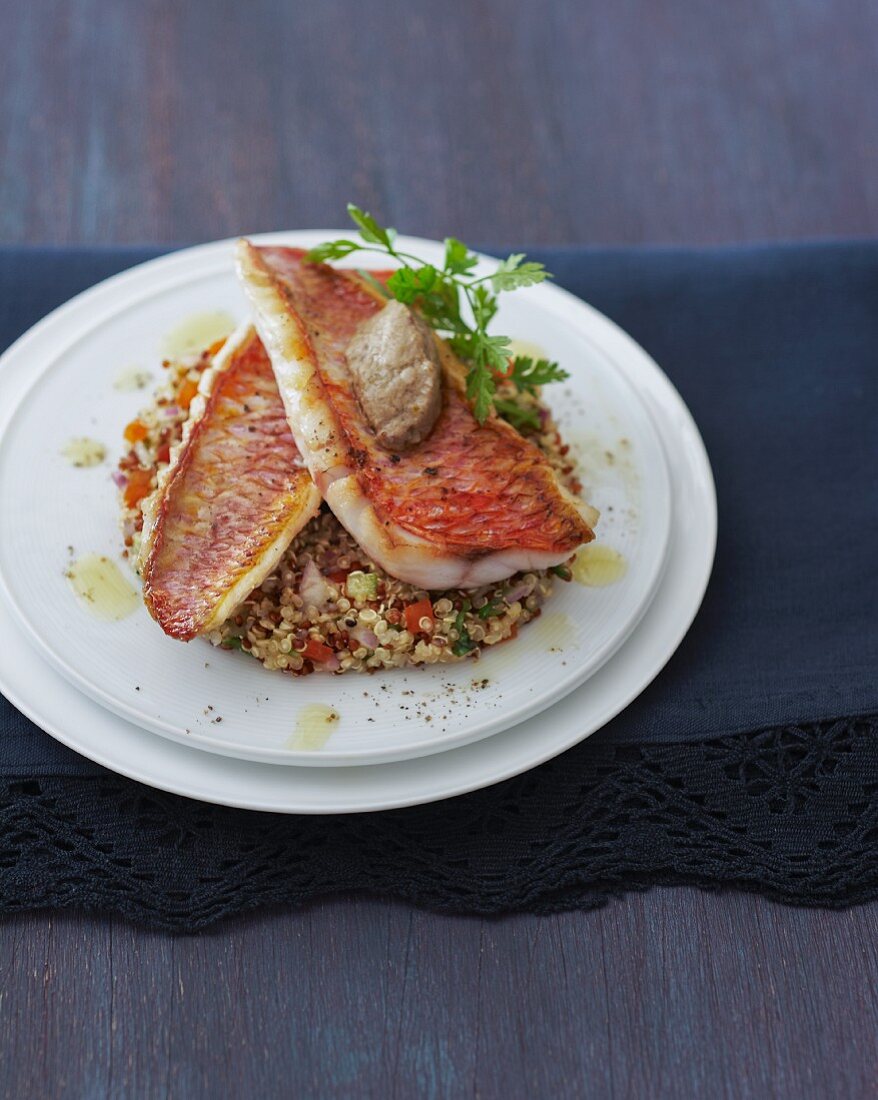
[550,242,878,743]
[0,243,875,777]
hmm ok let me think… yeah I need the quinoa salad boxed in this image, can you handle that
[117,341,582,676]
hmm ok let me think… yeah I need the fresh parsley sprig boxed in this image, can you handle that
[306,204,569,424]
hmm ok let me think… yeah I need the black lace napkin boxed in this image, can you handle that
[0,244,875,930]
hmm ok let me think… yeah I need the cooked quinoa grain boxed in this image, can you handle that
[117,342,583,675]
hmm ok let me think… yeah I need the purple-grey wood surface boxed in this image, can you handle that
[2,2,877,1097]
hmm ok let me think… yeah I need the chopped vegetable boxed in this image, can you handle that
[123,419,148,444]
[350,623,379,650]
[346,570,379,602]
[550,564,572,581]
[299,559,331,609]
[175,377,199,409]
[222,635,245,651]
[300,637,335,663]
[451,599,476,656]
[205,337,227,358]
[478,599,504,619]
[404,597,435,634]
[123,467,153,508]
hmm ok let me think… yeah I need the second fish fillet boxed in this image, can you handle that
[139,322,321,639]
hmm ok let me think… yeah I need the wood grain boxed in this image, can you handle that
[2,1,878,1097]
[2,891,878,1098]
[1,0,877,247]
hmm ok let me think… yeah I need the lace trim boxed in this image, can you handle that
[1,715,875,930]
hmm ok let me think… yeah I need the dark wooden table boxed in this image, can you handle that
[2,3,877,1096]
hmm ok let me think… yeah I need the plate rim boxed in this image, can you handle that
[0,232,674,765]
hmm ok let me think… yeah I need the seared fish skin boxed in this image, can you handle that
[139,322,321,640]
[237,243,598,589]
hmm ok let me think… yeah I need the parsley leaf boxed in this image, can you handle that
[490,254,551,292]
[507,356,569,394]
[346,203,396,248]
[465,357,496,424]
[444,237,478,275]
[306,239,362,263]
[470,284,498,329]
[386,264,437,303]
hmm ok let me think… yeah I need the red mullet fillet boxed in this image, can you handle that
[139,323,321,639]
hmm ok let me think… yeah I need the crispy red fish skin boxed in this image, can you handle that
[237,243,597,589]
[140,324,320,640]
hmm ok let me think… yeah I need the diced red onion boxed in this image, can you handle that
[350,624,378,650]
[163,404,181,418]
[111,470,127,488]
[322,652,341,673]
[299,559,331,609]
[505,581,530,603]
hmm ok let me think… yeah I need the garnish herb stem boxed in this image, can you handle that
[306,204,570,423]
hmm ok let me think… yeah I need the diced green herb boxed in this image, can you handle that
[549,565,573,581]
[452,634,476,657]
[221,635,246,651]
[478,599,504,619]
[452,599,476,656]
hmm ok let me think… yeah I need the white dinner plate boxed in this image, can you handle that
[0,234,672,765]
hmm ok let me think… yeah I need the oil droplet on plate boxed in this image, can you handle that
[507,338,549,361]
[61,437,106,467]
[66,554,140,620]
[572,543,627,586]
[530,611,578,652]
[480,637,521,673]
[161,311,236,360]
[113,366,153,392]
[286,704,340,750]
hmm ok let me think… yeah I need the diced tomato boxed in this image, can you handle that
[491,358,515,381]
[175,377,199,409]
[123,419,148,444]
[404,598,435,634]
[123,467,154,508]
[156,442,171,464]
[300,638,335,663]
